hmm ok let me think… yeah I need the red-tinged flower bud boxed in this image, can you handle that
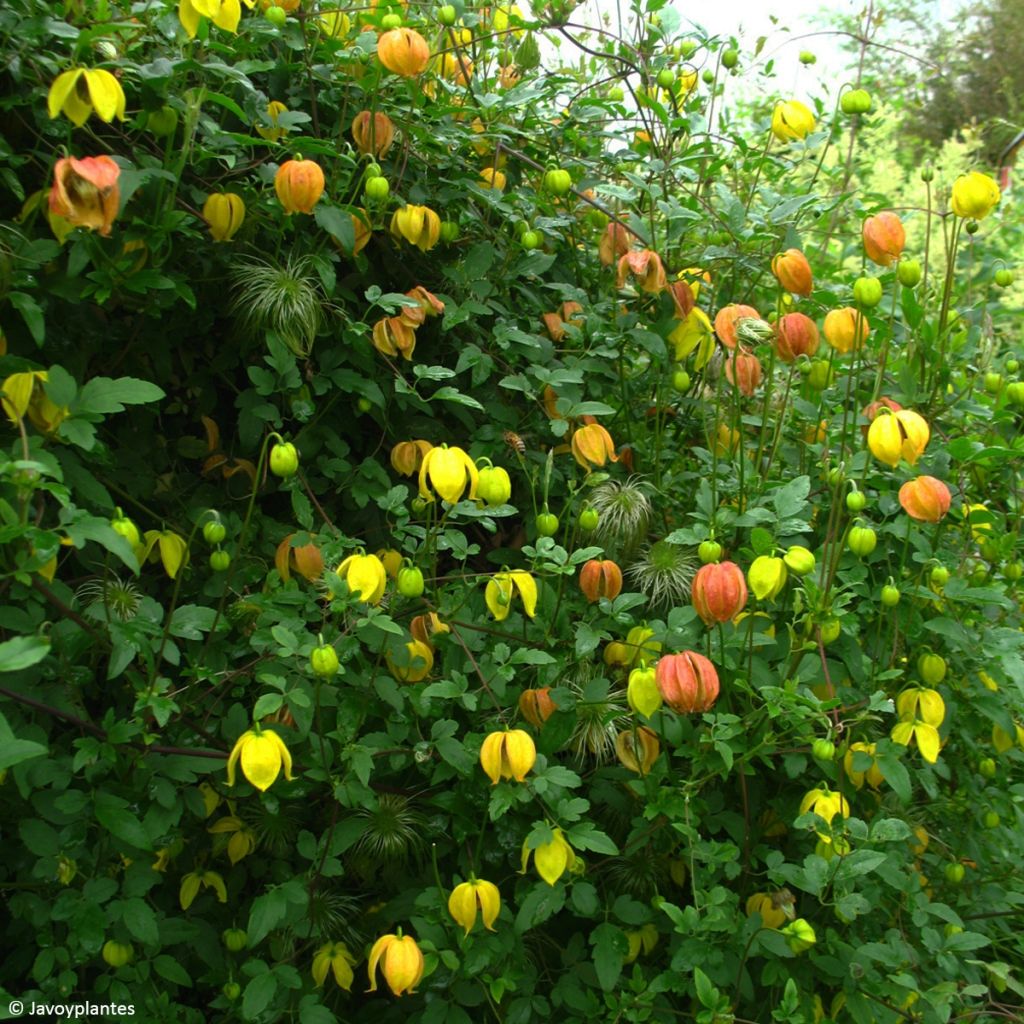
[615,726,660,774]
[655,651,720,713]
[579,559,623,602]
[351,110,395,156]
[518,687,556,728]
[862,211,906,267]
[774,312,820,362]
[377,27,431,77]
[598,222,630,265]
[275,158,325,214]
[49,155,121,237]
[899,476,951,523]
[771,248,813,296]
[724,348,762,396]
[692,561,748,624]
[713,304,761,349]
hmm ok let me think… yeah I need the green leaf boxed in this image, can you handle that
[694,966,718,1009]
[169,604,218,640]
[590,922,628,992]
[772,476,810,519]
[314,205,355,251]
[76,377,166,415]
[9,291,45,345]
[0,635,51,673]
[243,972,278,1019]
[122,897,159,945]
[94,792,152,850]
[514,884,565,933]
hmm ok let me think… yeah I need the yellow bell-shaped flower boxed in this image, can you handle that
[626,665,662,717]
[843,741,885,789]
[390,204,441,251]
[950,171,1000,220]
[336,551,387,604]
[771,100,815,142]
[866,407,930,468]
[312,942,355,990]
[891,719,941,764]
[896,687,945,728]
[747,555,788,601]
[520,827,576,886]
[418,444,478,503]
[225,725,294,791]
[668,308,714,365]
[448,878,501,934]
[798,786,850,842]
[48,68,126,127]
[367,932,424,996]
[202,193,245,241]
[484,569,537,621]
[480,728,536,784]
[178,0,242,38]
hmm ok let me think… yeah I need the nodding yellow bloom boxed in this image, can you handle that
[367,932,424,996]
[312,942,355,990]
[798,786,850,842]
[890,719,941,764]
[320,8,351,37]
[2,370,68,434]
[520,827,576,886]
[418,444,478,503]
[624,923,659,963]
[747,555,788,601]
[138,529,188,580]
[771,100,815,142]
[843,741,885,789]
[480,728,536,784]
[448,878,501,934]
[866,407,930,468]
[386,638,434,683]
[179,870,228,909]
[571,422,618,470]
[336,551,387,604]
[950,171,1001,220]
[992,721,1024,753]
[202,193,246,241]
[668,307,716,367]
[896,688,945,728]
[256,101,289,142]
[178,0,246,38]
[226,725,294,791]
[391,439,433,477]
[746,890,795,929]
[626,665,662,717]
[484,569,537,621]
[207,815,257,864]
[390,204,441,251]
[48,68,126,127]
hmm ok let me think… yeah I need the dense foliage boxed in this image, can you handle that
[0,0,1022,1022]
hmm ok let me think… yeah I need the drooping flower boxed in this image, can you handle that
[48,156,121,237]
[713,304,761,349]
[890,719,941,763]
[390,205,442,251]
[843,741,885,789]
[798,786,850,842]
[256,101,289,142]
[571,422,618,470]
[896,688,945,727]
[226,725,294,791]
[312,942,355,990]
[275,159,325,214]
[480,729,537,784]
[598,222,630,265]
[899,476,951,523]
[207,815,258,864]
[748,555,788,601]
[391,439,433,476]
[367,932,424,996]
[774,312,819,361]
[485,570,537,621]
[692,561,748,624]
[725,348,762,396]
[336,551,387,604]
[179,870,228,909]
[178,0,243,39]
[626,665,662,717]
[579,559,623,602]
[656,651,720,713]
[771,248,813,296]
[862,212,906,266]
[950,172,1000,220]
[614,726,660,774]
[202,193,246,242]
[771,100,815,142]
[1,370,68,433]
[520,827,576,885]
[519,687,557,727]
[867,407,930,467]
[377,28,431,77]
[745,890,794,929]
[823,307,869,354]
[274,534,324,582]
[47,68,126,127]
[616,249,667,293]
[669,308,715,366]
[351,110,395,157]
[448,878,501,934]
[418,444,478,503]
[386,639,434,683]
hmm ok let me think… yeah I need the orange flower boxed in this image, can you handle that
[579,559,623,602]
[372,316,418,360]
[48,156,121,237]
[391,439,433,476]
[377,28,431,77]
[616,250,667,293]
[899,477,951,523]
[541,302,584,341]
[771,249,813,296]
[598,222,630,265]
[725,348,762,396]
[862,212,905,267]
[774,312,820,362]
[275,535,325,582]
[275,159,325,214]
[713,304,761,349]
[519,687,557,728]
[351,110,395,157]
[571,422,618,470]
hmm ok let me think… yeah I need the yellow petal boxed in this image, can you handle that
[190,0,221,15]
[366,935,393,993]
[890,721,914,748]
[179,872,201,909]
[269,729,294,781]
[510,571,538,618]
[914,722,941,764]
[47,69,84,120]
[158,531,188,579]
[330,950,354,990]
[534,832,570,885]
[225,732,246,786]
[476,880,500,930]
[84,69,126,123]
[479,732,504,784]
[178,0,201,37]
[448,882,478,934]
[485,575,513,621]
[312,948,331,987]
[207,815,242,834]
[240,732,282,790]
[213,0,241,32]
[2,372,40,422]
[204,870,228,902]
[918,689,945,728]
